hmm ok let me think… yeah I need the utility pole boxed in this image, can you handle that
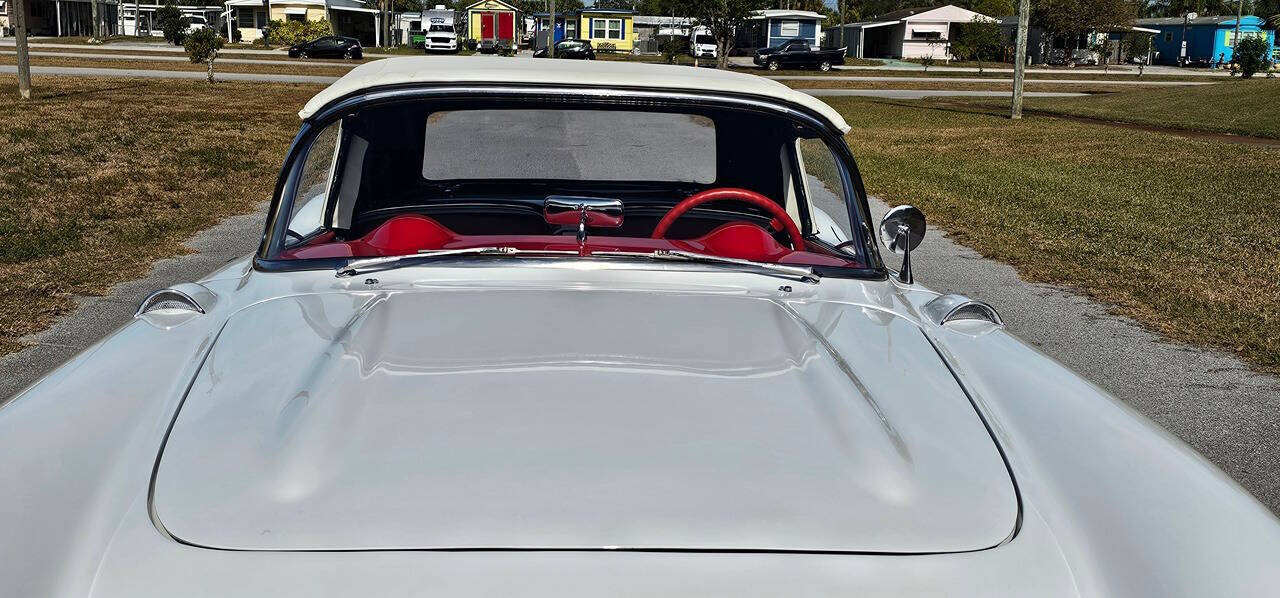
[1233,0,1243,62]
[1011,0,1029,119]
[91,0,100,39]
[548,0,555,58]
[263,0,273,48]
[13,0,31,99]
[838,0,845,56]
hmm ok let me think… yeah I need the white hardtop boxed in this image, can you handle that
[298,56,851,133]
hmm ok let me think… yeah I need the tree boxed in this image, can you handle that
[1122,31,1152,64]
[156,2,191,46]
[184,26,224,82]
[950,16,1003,73]
[1032,0,1135,60]
[688,0,769,69]
[13,0,32,98]
[1091,34,1113,72]
[1234,34,1271,78]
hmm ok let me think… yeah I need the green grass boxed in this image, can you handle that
[0,76,318,356]
[825,94,1280,373]
[1003,80,1280,139]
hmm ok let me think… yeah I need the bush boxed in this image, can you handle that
[659,36,687,64]
[156,2,191,46]
[267,18,332,47]
[1234,35,1271,78]
[184,27,224,82]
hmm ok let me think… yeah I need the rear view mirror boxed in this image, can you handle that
[543,196,624,244]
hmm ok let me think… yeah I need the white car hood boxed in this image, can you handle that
[152,288,1017,552]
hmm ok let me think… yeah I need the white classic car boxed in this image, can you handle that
[3,57,1279,596]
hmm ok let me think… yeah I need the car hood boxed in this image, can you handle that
[152,288,1017,552]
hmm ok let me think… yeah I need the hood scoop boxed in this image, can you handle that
[152,289,1017,552]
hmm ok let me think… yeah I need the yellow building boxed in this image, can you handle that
[465,0,518,45]
[223,0,379,45]
[576,8,636,53]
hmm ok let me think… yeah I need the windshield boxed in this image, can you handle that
[695,35,714,45]
[275,101,869,272]
[428,24,453,32]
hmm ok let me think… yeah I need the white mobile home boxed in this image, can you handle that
[825,5,995,60]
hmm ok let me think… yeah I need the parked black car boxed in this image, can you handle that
[477,39,515,56]
[533,38,596,60]
[753,38,845,71]
[288,36,363,59]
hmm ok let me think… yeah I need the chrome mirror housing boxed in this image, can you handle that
[879,205,926,284]
[543,196,624,245]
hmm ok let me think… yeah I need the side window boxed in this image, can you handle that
[286,121,341,244]
[796,138,856,254]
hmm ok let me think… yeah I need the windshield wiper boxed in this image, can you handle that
[335,247,576,278]
[592,250,820,284]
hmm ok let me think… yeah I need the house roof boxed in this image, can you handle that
[750,9,827,21]
[845,5,996,28]
[298,56,850,133]
[464,0,517,12]
[1133,15,1266,27]
[633,15,694,27]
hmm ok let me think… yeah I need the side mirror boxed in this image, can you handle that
[879,205,926,284]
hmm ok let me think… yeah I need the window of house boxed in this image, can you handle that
[237,9,254,28]
[1164,32,1173,42]
[566,20,576,36]
[911,29,942,40]
[287,13,306,22]
[255,10,267,28]
[592,18,622,40]
[779,20,799,37]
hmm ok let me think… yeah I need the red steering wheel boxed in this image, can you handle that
[651,187,805,252]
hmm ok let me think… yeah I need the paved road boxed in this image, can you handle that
[0,49,360,68]
[728,55,1234,77]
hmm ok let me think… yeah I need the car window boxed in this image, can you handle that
[286,121,341,243]
[796,138,855,253]
[423,110,715,183]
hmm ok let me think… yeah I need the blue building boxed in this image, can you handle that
[736,9,826,52]
[1134,16,1277,66]
[532,12,577,47]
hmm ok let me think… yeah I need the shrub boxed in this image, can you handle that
[1234,35,1271,78]
[156,2,191,46]
[221,25,242,43]
[184,27,224,82]
[267,18,333,47]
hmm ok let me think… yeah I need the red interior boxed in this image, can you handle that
[281,214,859,267]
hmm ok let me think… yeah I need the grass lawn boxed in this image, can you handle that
[827,95,1280,373]
[0,75,320,356]
[1003,80,1280,139]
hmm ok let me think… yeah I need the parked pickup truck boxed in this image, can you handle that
[754,39,846,71]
